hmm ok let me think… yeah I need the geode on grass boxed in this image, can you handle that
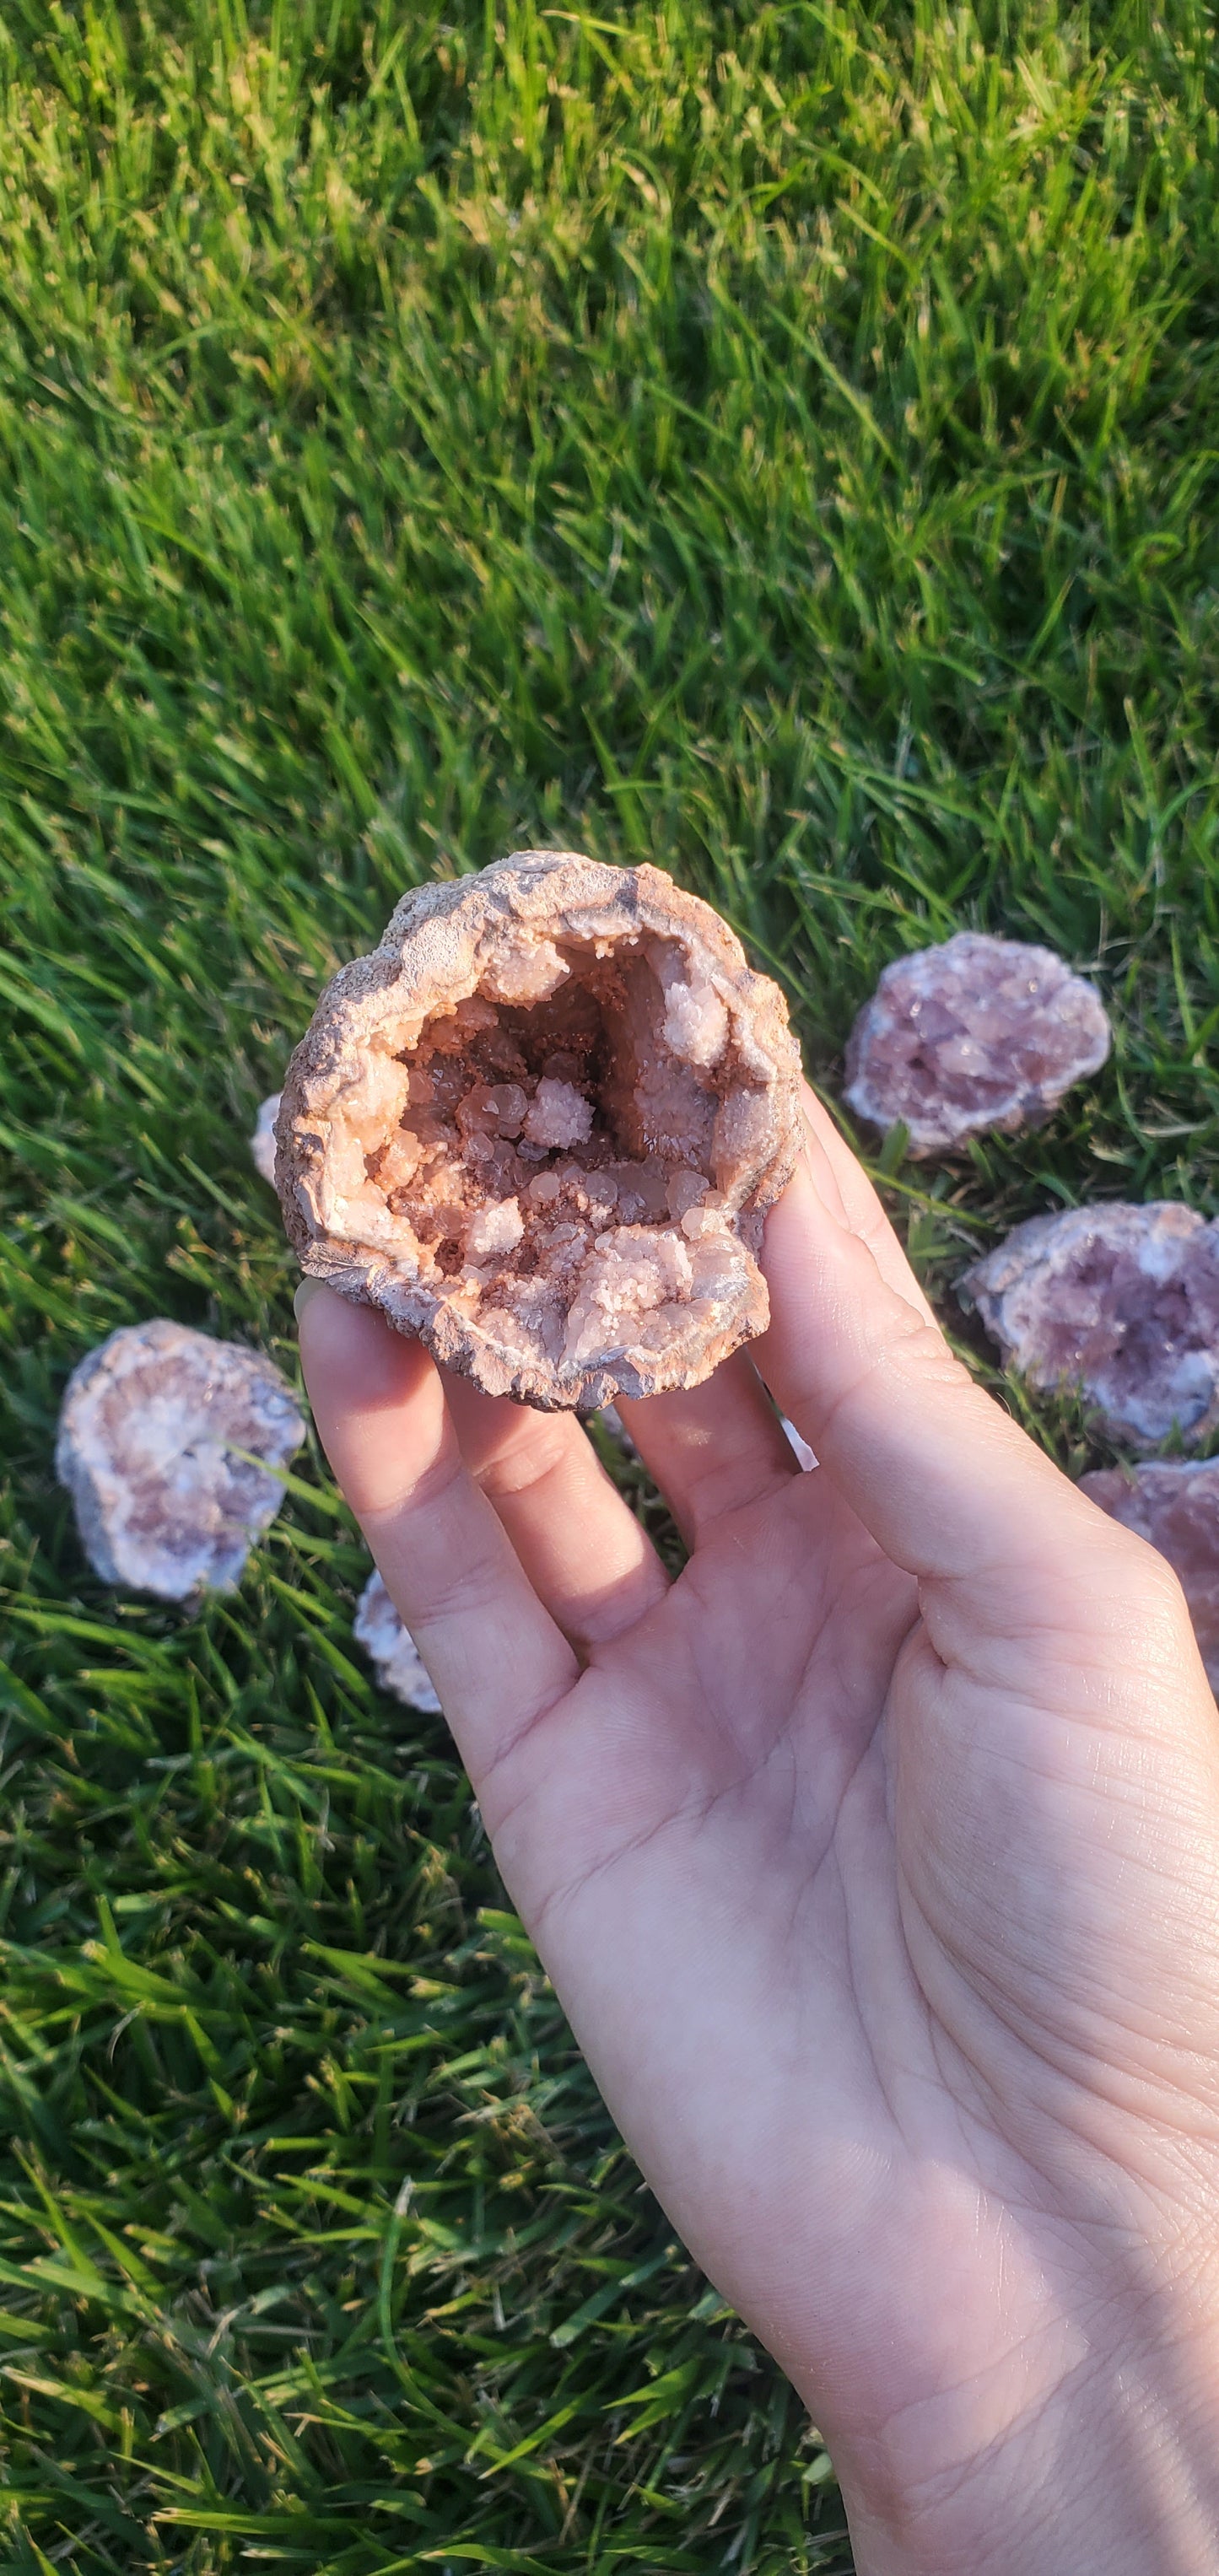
[843,933,1111,1158]
[960,1202,1219,1449]
[251,1091,282,1184]
[57,1318,305,1599]
[277,853,802,1410]
[353,1568,442,1714]
[1080,1458,1219,1690]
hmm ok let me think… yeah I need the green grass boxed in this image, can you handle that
[3,0,1219,2565]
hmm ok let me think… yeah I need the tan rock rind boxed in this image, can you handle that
[277,852,803,1410]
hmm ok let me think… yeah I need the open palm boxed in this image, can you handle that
[299,1093,1219,2573]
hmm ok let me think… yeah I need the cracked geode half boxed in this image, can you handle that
[277,853,803,1410]
[57,1319,305,1599]
[843,933,1111,1158]
[960,1201,1219,1450]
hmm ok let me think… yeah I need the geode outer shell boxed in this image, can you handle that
[1079,1459,1219,1690]
[353,1569,442,1713]
[843,932,1111,1157]
[57,1319,305,1600]
[960,1202,1219,1449]
[277,853,803,1411]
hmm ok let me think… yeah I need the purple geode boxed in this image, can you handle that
[57,1319,305,1599]
[960,1203,1219,1450]
[843,932,1110,1157]
[1080,1459,1219,1690]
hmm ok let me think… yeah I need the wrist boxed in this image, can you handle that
[828,2304,1219,2576]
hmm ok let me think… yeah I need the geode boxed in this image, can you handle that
[960,1202,1219,1449]
[57,1318,305,1599]
[353,1569,442,1713]
[843,932,1111,1157]
[277,853,803,1410]
[1080,1459,1219,1689]
[251,1091,281,1184]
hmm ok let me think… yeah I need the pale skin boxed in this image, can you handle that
[297,1089,1219,2574]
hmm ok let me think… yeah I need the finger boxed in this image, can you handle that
[755,1153,1112,1611]
[801,1082,937,1328]
[440,1369,669,1646]
[618,1349,800,1546]
[296,1284,578,1770]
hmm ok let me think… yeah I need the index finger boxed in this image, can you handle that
[296,1285,580,1775]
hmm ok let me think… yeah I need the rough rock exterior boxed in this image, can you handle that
[57,1319,305,1599]
[251,1092,282,1184]
[1080,1459,1219,1690]
[843,932,1110,1157]
[353,1569,442,1713]
[277,852,803,1410]
[960,1202,1219,1448]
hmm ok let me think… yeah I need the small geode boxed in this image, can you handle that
[57,1319,305,1599]
[843,932,1111,1158]
[277,853,802,1410]
[353,1569,442,1713]
[251,1091,281,1184]
[1080,1459,1219,1690]
[960,1202,1219,1449]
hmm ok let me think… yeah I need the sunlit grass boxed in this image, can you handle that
[3,2,1219,2566]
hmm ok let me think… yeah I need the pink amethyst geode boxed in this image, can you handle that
[57,1320,305,1599]
[961,1202,1219,1449]
[843,932,1110,1157]
[1080,1459,1219,1691]
[277,854,803,1411]
[353,1569,442,1713]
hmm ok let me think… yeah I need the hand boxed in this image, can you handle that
[297,1090,1219,2574]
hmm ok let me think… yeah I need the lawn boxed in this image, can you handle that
[3,1,1219,2568]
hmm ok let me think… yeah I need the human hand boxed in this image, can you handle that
[297,1089,1219,2574]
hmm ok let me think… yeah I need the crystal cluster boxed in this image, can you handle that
[844,932,1110,1157]
[960,1202,1219,1450]
[1080,1459,1219,1689]
[277,852,802,1411]
[57,1319,305,1600]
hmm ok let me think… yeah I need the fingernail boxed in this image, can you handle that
[294,1275,326,1325]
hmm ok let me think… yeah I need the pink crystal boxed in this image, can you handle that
[251,1091,281,1184]
[353,1569,441,1712]
[843,933,1110,1157]
[1080,1459,1219,1690]
[960,1203,1219,1448]
[57,1319,305,1599]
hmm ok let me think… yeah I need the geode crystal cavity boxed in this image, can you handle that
[961,1202,1219,1448]
[57,1319,305,1599]
[277,853,802,1410]
[843,932,1110,1157]
[1080,1459,1219,1689]
[353,1569,442,1714]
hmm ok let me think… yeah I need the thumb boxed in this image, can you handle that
[756,1152,1128,1623]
